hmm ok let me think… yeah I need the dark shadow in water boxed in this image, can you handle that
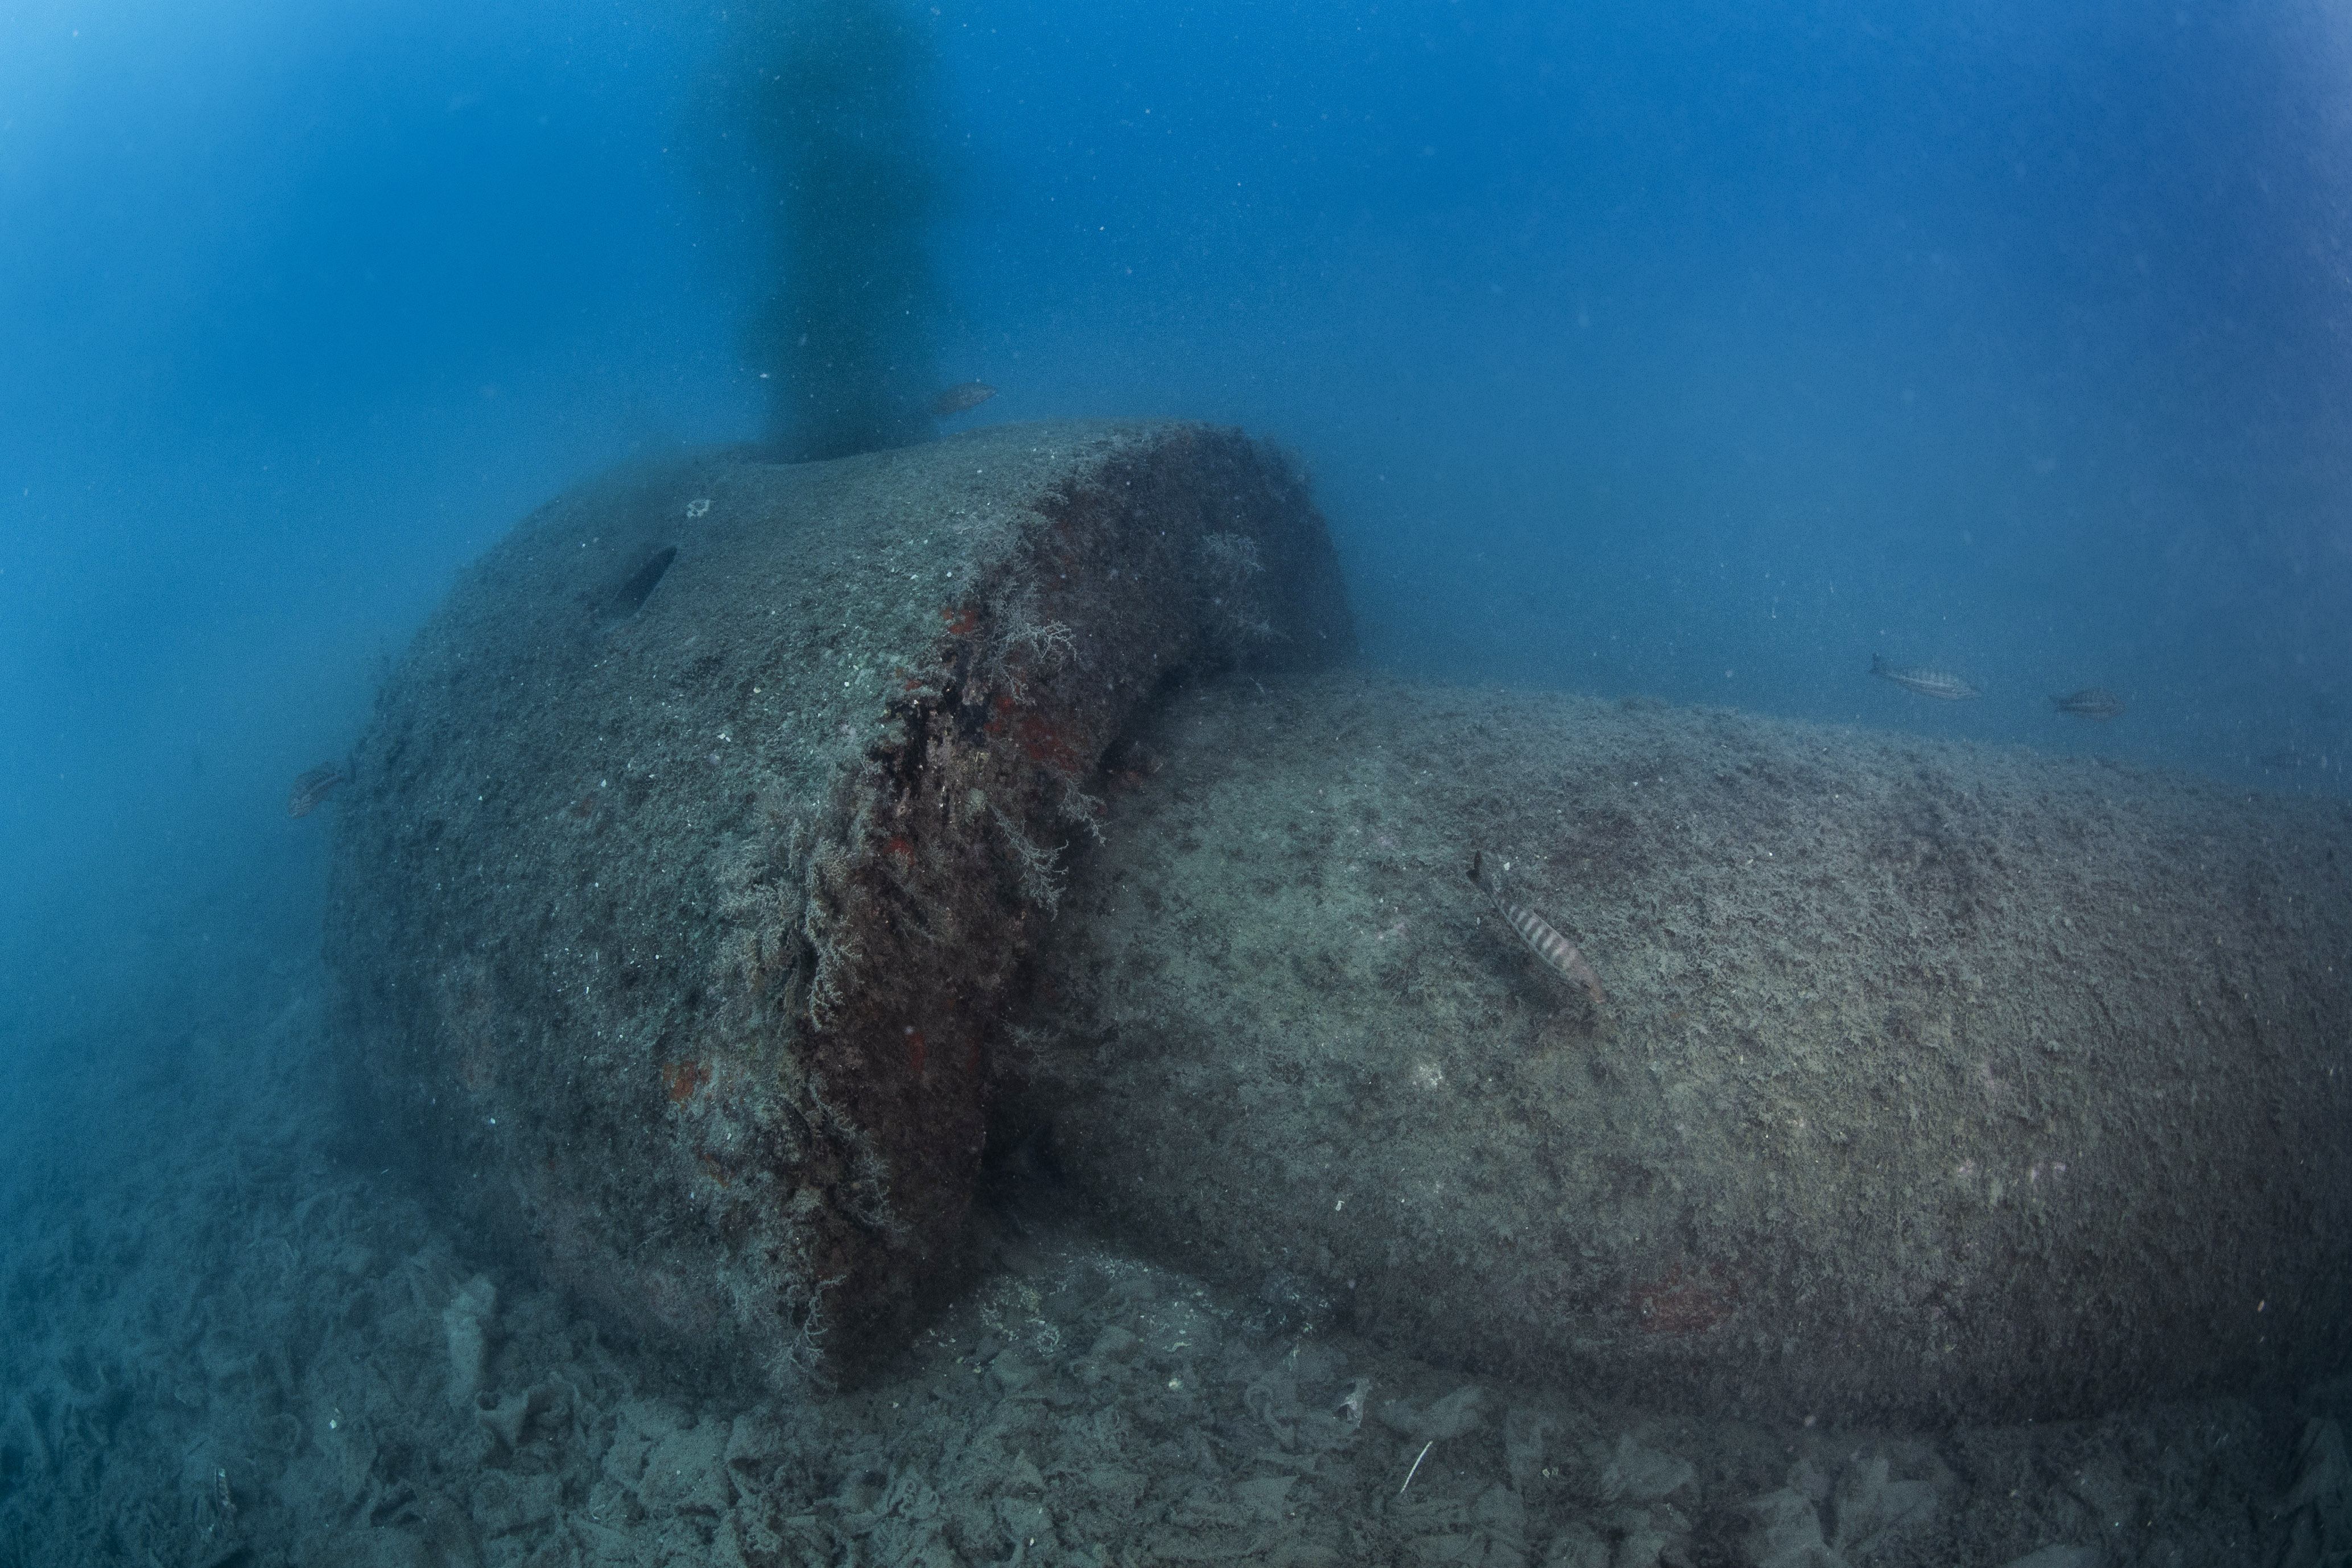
[730,0,946,461]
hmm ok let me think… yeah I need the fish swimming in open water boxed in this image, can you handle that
[288,764,345,818]
[1871,654,1980,702]
[1469,851,1604,1007]
[2050,687,2124,719]
[930,381,997,419]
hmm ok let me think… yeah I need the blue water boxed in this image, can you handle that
[0,3,2342,1561]
[5,0,2348,1025]
[1,6,2348,1547]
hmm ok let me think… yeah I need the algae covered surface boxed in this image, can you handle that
[6,673,2352,1566]
[1021,671,2352,1423]
[14,440,2352,1567]
[325,420,1348,1383]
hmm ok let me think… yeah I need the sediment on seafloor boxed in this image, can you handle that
[325,420,1351,1383]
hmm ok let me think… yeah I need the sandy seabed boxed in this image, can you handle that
[3,939,2349,1568]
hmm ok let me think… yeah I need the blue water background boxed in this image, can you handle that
[3,0,2347,1038]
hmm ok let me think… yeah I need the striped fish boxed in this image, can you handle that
[2050,687,2124,720]
[1871,654,1980,702]
[1470,852,1605,1007]
[287,764,345,818]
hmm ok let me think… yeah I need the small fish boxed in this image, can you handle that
[930,381,997,419]
[1871,654,1980,702]
[2260,749,2330,771]
[288,764,345,818]
[1470,852,1604,1007]
[2050,687,2124,720]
